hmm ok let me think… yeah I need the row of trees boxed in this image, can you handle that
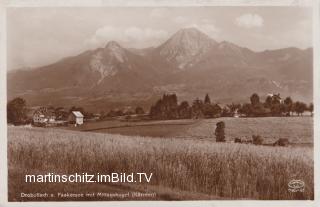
[149,93,313,120]
[101,106,145,119]
[238,93,313,117]
[149,94,222,120]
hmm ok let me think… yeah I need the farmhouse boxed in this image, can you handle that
[68,111,84,125]
[33,107,56,126]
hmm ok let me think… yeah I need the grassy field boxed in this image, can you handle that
[67,119,196,138]
[67,117,313,144]
[179,117,313,144]
[8,118,314,201]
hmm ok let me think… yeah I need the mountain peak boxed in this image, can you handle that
[172,27,216,43]
[105,41,122,49]
[103,40,126,62]
[176,27,204,34]
[157,27,217,69]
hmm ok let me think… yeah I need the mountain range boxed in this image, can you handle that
[7,28,313,111]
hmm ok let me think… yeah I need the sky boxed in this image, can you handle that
[7,7,313,70]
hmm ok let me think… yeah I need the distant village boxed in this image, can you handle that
[29,106,148,127]
[7,93,313,127]
[32,108,85,127]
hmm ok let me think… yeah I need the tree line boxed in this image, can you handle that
[7,93,313,125]
[149,93,313,120]
[238,93,313,117]
[150,93,223,120]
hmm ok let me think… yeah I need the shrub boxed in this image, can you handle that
[252,135,263,145]
[273,138,289,147]
[215,121,226,142]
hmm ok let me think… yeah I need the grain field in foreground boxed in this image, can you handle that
[8,126,314,201]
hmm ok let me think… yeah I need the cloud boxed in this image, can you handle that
[174,16,188,24]
[86,26,169,48]
[235,13,264,28]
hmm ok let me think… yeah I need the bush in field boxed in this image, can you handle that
[273,138,289,146]
[252,135,263,145]
[215,121,226,142]
[135,106,145,114]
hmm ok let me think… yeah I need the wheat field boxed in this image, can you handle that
[8,126,314,201]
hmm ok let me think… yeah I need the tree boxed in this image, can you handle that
[203,103,222,118]
[178,101,191,119]
[212,104,222,117]
[271,94,281,105]
[203,103,214,118]
[250,93,260,106]
[221,106,231,117]
[54,107,69,120]
[204,93,211,104]
[191,98,204,119]
[149,94,179,119]
[283,97,293,116]
[270,94,282,116]
[215,121,226,142]
[271,103,281,116]
[293,101,307,116]
[252,103,269,117]
[135,106,145,115]
[7,97,27,125]
[227,103,241,113]
[238,103,252,117]
[264,96,273,108]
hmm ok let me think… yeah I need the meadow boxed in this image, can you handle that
[70,117,313,144]
[8,117,314,201]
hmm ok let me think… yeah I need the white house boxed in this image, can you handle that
[68,111,84,125]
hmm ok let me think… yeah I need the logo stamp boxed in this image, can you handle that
[288,180,305,192]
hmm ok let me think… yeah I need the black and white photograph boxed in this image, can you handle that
[1,0,318,204]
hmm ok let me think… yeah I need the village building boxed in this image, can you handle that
[32,107,57,126]
[68,111,84,125]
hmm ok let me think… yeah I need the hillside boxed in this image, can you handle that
[7,27,313,111]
